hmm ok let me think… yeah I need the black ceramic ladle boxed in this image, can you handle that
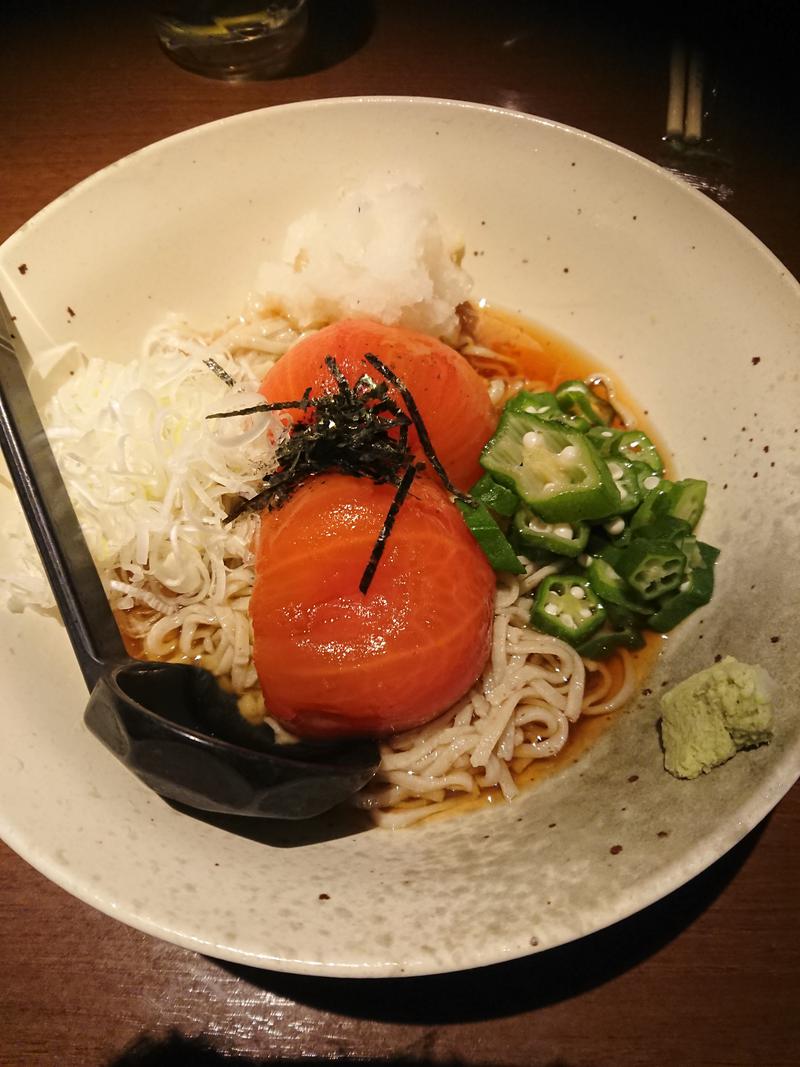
[0,289,379,818]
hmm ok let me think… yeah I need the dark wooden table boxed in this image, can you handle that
[2,3,798,1064]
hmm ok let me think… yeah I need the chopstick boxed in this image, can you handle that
[666,41,704,144]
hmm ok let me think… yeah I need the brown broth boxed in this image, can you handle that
[466,303,673,474]
[416,636,665,827]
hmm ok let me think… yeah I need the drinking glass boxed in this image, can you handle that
[149,1,309,80]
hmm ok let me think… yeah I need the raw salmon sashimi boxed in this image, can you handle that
[260,319,497,492]
[251,472,495,739]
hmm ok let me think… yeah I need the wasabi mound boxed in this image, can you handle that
[660,656,775,779]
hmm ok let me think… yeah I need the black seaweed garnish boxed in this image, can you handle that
[206,356,473,597]
[208,354,470,592]
[206,389,312,420]
[216,359,414,522]
[358,461,421,595]
[203,357,238,388]
[363,353,473,506]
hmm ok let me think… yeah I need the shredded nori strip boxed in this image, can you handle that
[206,388,312,420]
[203,357,236,388]
[221,359,414,524]
[358,462,421,594]
[363,353,473,505]
[214,353,472,593]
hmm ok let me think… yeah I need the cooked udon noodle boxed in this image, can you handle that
[353,569,638,828]
[39,303,638,826]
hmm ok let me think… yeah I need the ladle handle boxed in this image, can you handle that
[0,288,128,689]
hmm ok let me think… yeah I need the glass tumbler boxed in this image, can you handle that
[149,1,309,80]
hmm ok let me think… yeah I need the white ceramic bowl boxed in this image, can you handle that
[1,97,798,977]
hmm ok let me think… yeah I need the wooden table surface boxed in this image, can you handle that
[1,2,798,1064]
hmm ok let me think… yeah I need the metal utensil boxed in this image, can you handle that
[0,289,379,818]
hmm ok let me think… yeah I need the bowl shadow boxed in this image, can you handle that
[107,1030,524,1067]
[266,0,376,80]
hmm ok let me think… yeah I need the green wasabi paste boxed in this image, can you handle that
[660,656,775,779]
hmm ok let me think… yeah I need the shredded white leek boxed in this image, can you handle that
[5,314,300,708]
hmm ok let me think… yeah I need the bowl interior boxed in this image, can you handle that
[1,98,798,977]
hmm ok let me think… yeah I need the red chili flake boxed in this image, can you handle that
[627,774,639,783]
[751,356,761,365]
[610,845,623,855]
[17,263,28,275]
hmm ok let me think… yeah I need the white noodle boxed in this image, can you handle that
[582,650,638,715]
[584,372,636,428]
[354,569,604,827]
